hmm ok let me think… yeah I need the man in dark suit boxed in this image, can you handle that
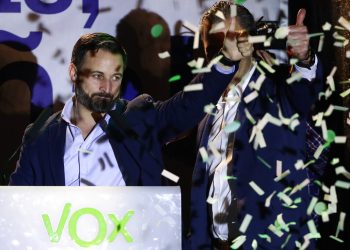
[10,32,244,186]
[188,2,323,249]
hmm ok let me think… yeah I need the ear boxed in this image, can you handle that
[69,63,77,82]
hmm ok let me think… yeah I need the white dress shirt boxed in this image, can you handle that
[207,57,318,240]
[61,97,126,186]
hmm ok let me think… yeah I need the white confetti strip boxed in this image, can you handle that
[259,60,275,73]
[274,170,291,182]
[231,235,246,249]
[338,16,350,31]
[277,192,293,206]
[206,196,218,205]
[275,26,289,39]
[249,181,265,196]
[286,72,302,84]
[307,197,318,216]
[184,83,203,92]
[182,20,198,33]
[239,214,253,233]
[158,51,170,59]
[334,136,347,143]
[161,169,179,183]
[268,224,283,237]
[335,166,350,179]
[215,10,225,20]
[243,90,258,103]
[248,35,266,44]
[230,4,237,17]
[199,147,209,162]
[322,22,332,31]
[265,191,277,207]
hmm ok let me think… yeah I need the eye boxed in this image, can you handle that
[92,73,103,80]
[111,75,122,82]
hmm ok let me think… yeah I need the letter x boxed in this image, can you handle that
[107,210,134,243]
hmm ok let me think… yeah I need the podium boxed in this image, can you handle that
[0,186,181,249]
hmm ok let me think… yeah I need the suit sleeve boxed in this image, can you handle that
[155,66,233,144]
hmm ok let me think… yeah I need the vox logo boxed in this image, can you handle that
[41,203,134,247]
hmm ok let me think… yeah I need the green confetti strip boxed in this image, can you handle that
[281,234,292,249]
[257,156,272,169]
[151,24,163,38]
[258,234,271,243]
[168,75,181,82]
[329,235,344,243]
[224,175,237,180]
[224,121,241,133]
[234,0,247,5]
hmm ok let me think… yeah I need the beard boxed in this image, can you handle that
[75,84,116,113]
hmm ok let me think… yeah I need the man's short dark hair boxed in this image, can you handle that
[200,1,255,39]
[71,32,127,70]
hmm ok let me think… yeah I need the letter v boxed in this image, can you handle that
[42,203,71,243]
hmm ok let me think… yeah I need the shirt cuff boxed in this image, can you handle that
[214,63,236,75]
[294,55,318,81]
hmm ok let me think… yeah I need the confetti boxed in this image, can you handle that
[281,234,292,248]
[231,235,246,249]
[206,196,218,205]
[335,180,350,189]
[244,108,256,124]
[307,219,321,239]
[230,4,237,17]
[215,10,225,20]
[340,87,350,98]
[209,21,226,34]
[335,166,350,179]
[168,75,181,82]
[265,191,277,207]
[224,121,241,133]
[307,197,318,215]
[321,211,330,222]
[257,156,272,169]
[334,136,347,143]
[248,35,267,44]
[195,57,205,69]
[329,235,344,243]
[275,27,289,39]
[331,158,340,165]
[314,201,327,215]
[204,103,215,115]
[308,32,324,38]
[250,74,266,91]
[199,147,209,162]
[259,60,276,73]
[277,192,293,206]
[338,16,350,31]
[276,160,282,176]
[249,181,265,196]
[158,51,170,59]
[208,141,220,159]
[268,224,283,237]
[243,90,258,103]
[258,234,271,243]
[286,72,302,84]
[290,179,310,195]
[346,51,350,58]
[322,22,332,31]
[161,169,179,183]
[239,214,253,233]
[182,20,198,33]
[193,31,200,49]
[274,170,291,182]
[318,35,325,52]
[183,83,203,92]
[252,239,258,250]
[151,24,163,38]
[264,36,272,47]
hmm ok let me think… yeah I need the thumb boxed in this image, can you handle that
[296,8,306,26]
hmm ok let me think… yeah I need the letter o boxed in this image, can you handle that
[68,208,107,247]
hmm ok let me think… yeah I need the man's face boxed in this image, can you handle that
[204,17,246,61]
[72,49,124,113]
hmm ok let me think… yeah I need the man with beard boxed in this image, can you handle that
[10,32,245,186]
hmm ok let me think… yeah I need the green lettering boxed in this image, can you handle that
[42,203,71,243]
[108,210,134,243]
[68,207,107,247]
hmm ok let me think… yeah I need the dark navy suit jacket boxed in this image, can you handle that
[189,63,324,250]
[10,67,234,186]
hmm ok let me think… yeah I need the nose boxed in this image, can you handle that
[99,78,111,93]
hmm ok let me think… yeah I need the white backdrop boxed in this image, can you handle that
[0,0,286,104]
